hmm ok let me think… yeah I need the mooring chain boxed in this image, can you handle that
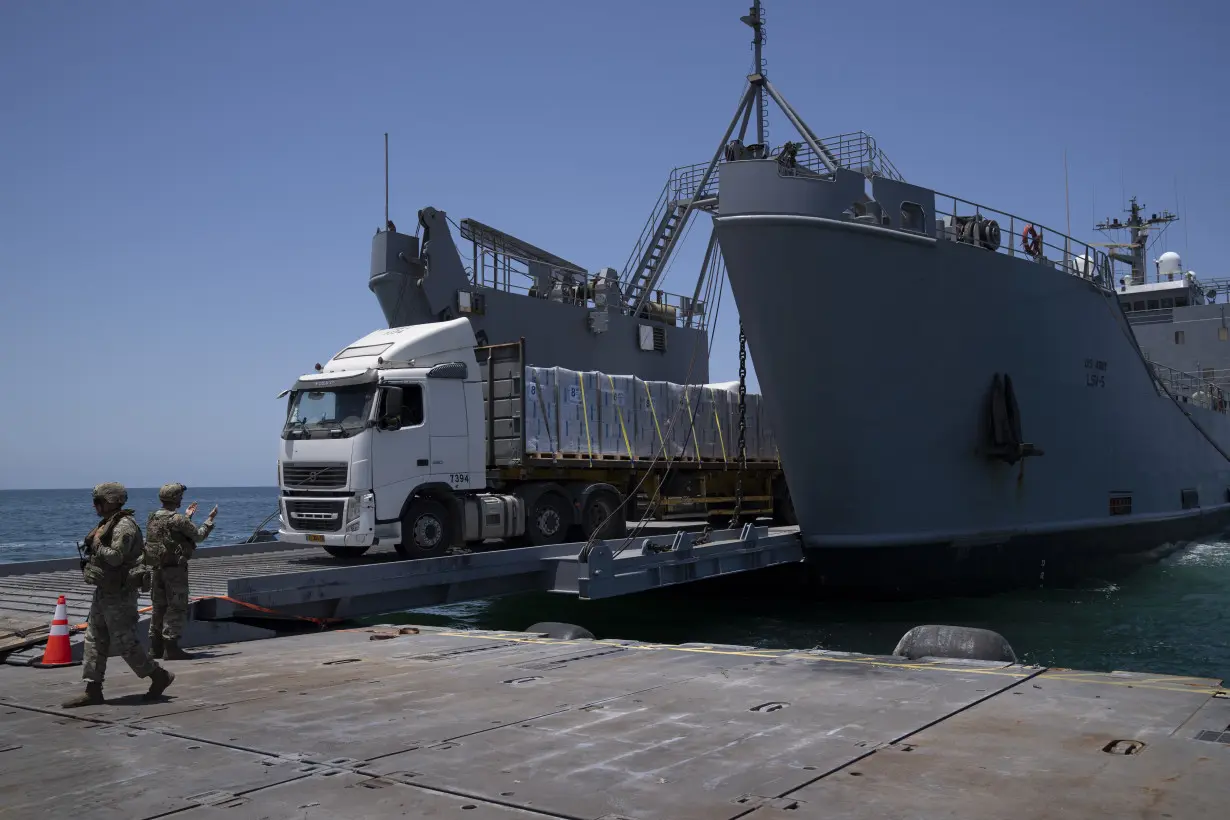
[731,322,748,528]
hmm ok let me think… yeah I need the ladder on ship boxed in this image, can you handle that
[623,198,687,314]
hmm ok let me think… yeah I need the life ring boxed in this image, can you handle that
[1021,224,1042,257]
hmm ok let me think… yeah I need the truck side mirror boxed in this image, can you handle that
[381,386,404,429]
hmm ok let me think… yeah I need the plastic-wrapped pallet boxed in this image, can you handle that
[725,388,759,462]
[597,374,637,458]
[709,387,733,462]
[702,382,764,462]
[759,395,779,463]
[630,378,653,458]
[681,386,711,461]
[555,368,600,457]
[744,392,763,461]
[642,381,685,459]
[524,366,558,456]
[637,381,674,458]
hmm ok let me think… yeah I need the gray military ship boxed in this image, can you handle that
[694,4,1230,591]
[364,1,1229,593]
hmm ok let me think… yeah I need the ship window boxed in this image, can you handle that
[1221,327,1228,342]
[1133,301,1146,311]
[1147,299,1160,310]
[1162,298,1174,308]
[1175,330,1186,344]
[1176,297,1188,307]
[900,201,926,233]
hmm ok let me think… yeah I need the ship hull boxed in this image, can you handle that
[713,163,1230,593]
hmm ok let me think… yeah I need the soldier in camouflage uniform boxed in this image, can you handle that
[62,483,175,708]
[145,482,217,660]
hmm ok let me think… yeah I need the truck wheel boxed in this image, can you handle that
[323,545,371,560]
[581,491,627,541]
[396,498,451,559]
[526,492,570,546]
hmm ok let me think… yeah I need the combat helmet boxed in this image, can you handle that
[92,482,128,505]
[158,482,187,502]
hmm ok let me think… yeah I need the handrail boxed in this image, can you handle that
[1148,358,1229,412]
[933,192,1114,292]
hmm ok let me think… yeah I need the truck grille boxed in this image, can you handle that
[282,462,348,489]
[285,500,345,533]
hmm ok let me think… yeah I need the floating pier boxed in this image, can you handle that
[1,623,1226,818]
[1,523,803,664]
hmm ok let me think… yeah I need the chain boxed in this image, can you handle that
[731,322,748,528]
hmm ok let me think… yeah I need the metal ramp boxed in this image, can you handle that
[0,524,804,660]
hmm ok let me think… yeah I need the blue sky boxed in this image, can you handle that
[1,0,1225,489]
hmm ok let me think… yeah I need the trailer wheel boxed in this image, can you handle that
[396,497,451,559]
[526,492,570,546]
[581,490,627,540]
[323,545,371,560]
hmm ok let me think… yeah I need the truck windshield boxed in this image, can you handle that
[283,386,374,438]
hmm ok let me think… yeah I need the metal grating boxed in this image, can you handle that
[284,500,344,533]
[281,462,348,489]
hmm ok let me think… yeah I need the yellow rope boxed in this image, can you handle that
[578,373,593,461]
[685,387,702,460]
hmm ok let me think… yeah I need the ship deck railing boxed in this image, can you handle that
[464,247,705,330]
[617,132,902,306]
[933,193,1115,291]
[1148,359,1229,411]
[664,130,905,209]
[1125,307,1175,325]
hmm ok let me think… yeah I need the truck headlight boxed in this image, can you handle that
[345,496,361,525]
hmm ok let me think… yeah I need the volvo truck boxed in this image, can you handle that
[276,318,792,559]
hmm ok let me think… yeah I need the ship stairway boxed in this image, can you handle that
[622,198,690,313]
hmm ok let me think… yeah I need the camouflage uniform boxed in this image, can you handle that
[145,483,214,657]
[63,482,174,708]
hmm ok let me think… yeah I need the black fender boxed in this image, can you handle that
[578,482,622,509]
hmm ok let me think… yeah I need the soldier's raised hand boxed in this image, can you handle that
[208,506,219,521]
[186,502,198,517]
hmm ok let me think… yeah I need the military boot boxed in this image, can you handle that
[161,639,195,660]
[143,666,175,700]
[62,681,104,709]
[149,633,164,659]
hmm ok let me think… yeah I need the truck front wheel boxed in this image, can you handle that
[396,498,451,559]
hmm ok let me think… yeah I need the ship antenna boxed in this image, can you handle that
[384,132,390,230]
[741,1,767,145]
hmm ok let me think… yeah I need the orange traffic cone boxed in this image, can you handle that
[38,595,74,667]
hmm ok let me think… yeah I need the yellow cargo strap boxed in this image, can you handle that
[710,387,728,464]
[644,381,665,458]
[608,375,635,461]
[578,374,594,460]
[685,387,702,460]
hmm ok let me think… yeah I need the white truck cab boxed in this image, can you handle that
[278,317,788,560]
[278,319,494,558]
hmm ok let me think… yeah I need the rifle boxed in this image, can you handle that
[76,539,92,571]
